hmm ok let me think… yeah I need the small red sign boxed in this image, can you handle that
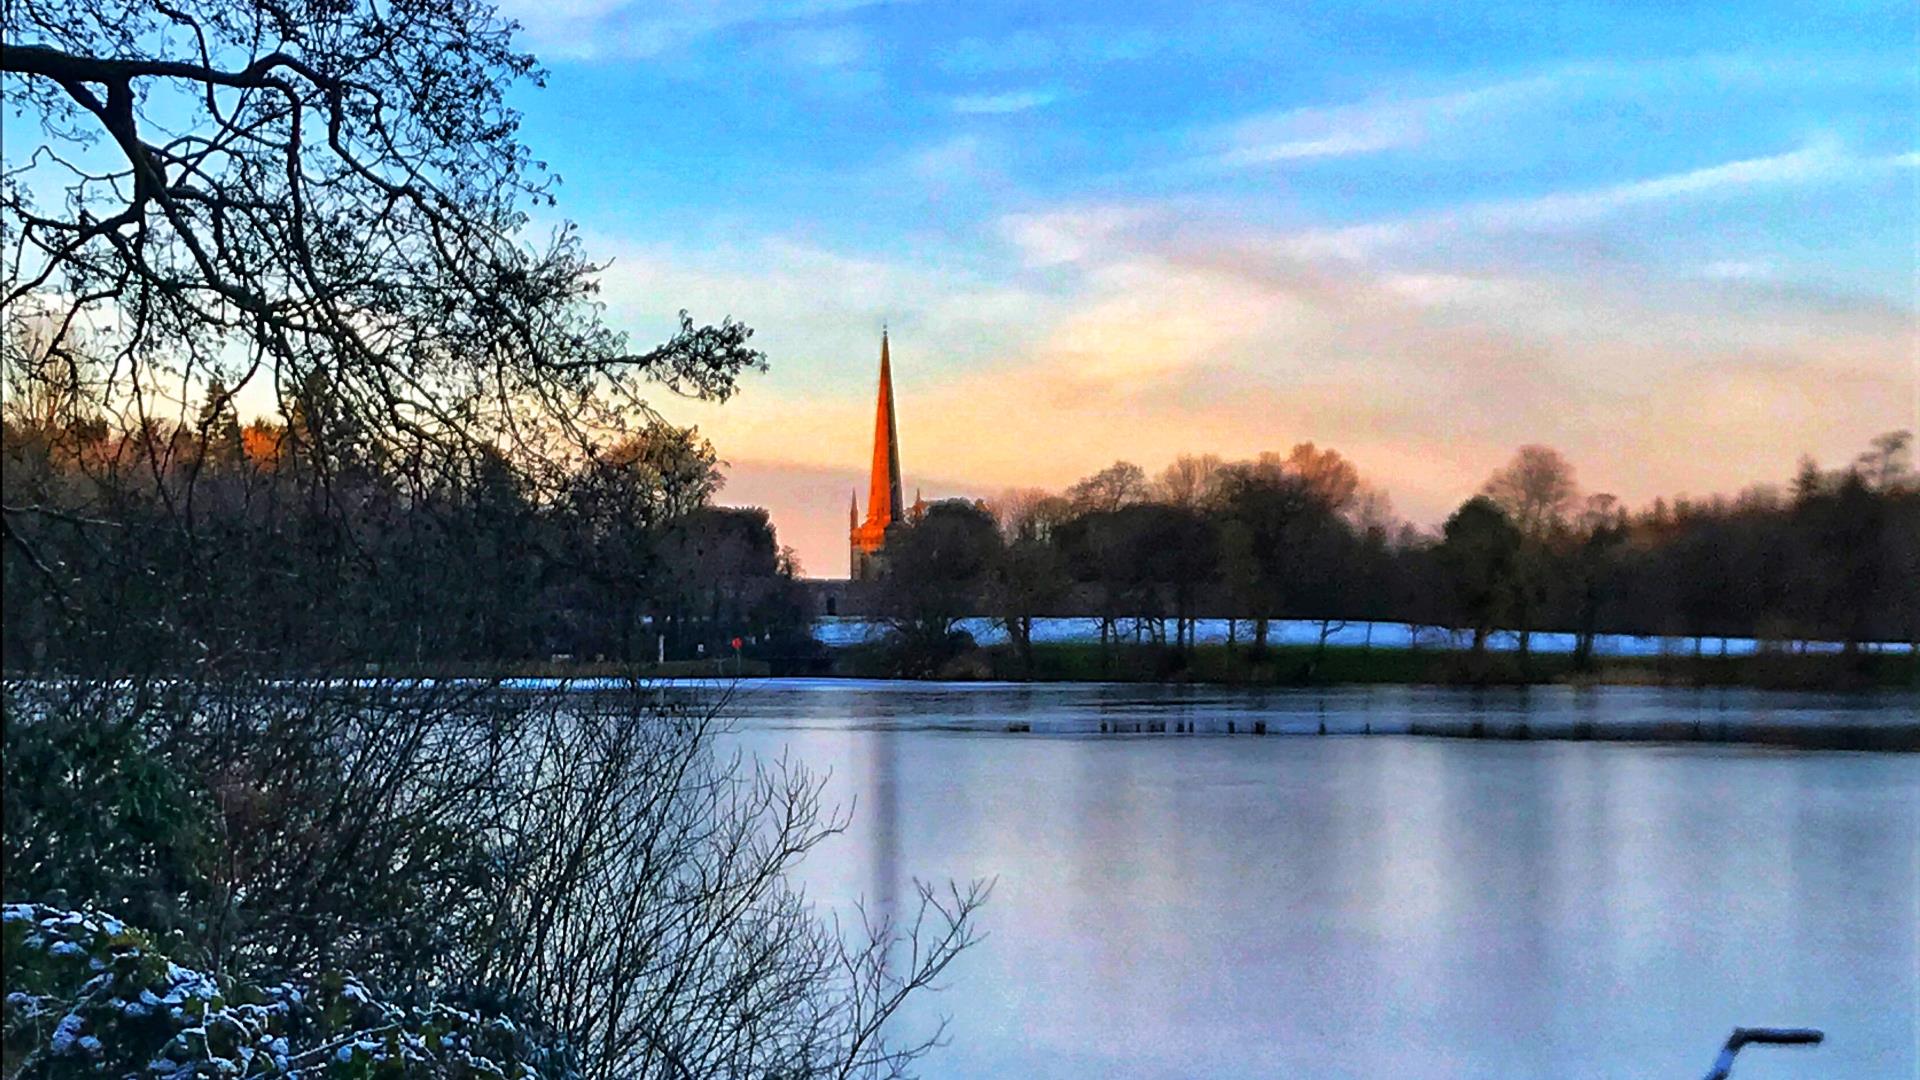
[730,637,743,651]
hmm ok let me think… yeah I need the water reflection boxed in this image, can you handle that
[716,682,1919,1078]
[866,717,899,917]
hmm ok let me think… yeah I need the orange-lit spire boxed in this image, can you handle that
[864,329,903,528]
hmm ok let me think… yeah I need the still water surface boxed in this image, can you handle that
[707,682,1918,1078]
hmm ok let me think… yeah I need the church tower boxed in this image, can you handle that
[850,330,904,579]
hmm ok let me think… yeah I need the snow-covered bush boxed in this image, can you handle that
[1,904,578,1080]
[3,679,986,1080]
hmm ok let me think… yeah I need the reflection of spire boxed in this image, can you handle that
[869,708,901,923]
[864,330,903,529]
[867,699,902,926]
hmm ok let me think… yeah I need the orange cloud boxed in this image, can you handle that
[601,215,1914,576]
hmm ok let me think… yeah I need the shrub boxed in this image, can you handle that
[2,904,578,1080]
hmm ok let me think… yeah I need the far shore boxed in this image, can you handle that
[297,656,1920,752]
[843,640,1918,692]
[332,639,1918,693]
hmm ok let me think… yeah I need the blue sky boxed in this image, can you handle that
[498,1,1913,572]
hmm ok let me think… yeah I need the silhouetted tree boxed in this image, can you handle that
[1438,496,1521,662]
[875,500,1002,673]
[1481,445,1579,663]
[1856,430,1913,490]
[1278,442,1362,515]
[3,7,982,1078]
[1808,471,1889,656]
[1482,445,1578,535]
[1155,454,1225,508]
[1212,460,1328,650]
[4,0,762,477]
[193,382,246,471]
[988,496,1072,676]
[1065,460,1149,514]
[1568,494,1626,668]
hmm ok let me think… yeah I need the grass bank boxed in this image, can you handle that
[832,640,1919,690]
[352,657,775,680]
[319,643,1914,691]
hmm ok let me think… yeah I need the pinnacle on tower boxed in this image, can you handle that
[865,329,903,528]
[849,330,905,580]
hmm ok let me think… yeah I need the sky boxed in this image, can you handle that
[489,0,1919,577]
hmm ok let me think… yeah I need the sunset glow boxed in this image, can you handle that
[475,3,1919,574]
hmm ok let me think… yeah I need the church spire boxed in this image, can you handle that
[865,328,903,528]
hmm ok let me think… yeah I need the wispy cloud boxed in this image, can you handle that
[495,0,892,60]
[998,140,1907,274]
[999,206,1156,267]
[1486,140,1863,225]
[1281,140,1917,259]
[940,25,1162,76]
[496,4,1917,574]
[950,89,1061,115]
[775,25,868,68]
[937,9,1301,76]
[1205,77,1556,167]
[1198,53,1916,172]
[1702,260,1777,281]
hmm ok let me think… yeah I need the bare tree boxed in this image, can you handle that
[1154,454,1224,508]
[1568,493,1624,668]
[1211,462,1321,651]
[4,678,987,1080]
[991,541,1067,677]
[1,7,993,1075]
[599,422,726,523]
[1277,442,1360,514]
[1481,445,1580,662]
[1,299,98,432]
[1348,483,1396,535]
[989,487,1071,544]
[1065,461,1148,514]
[1856,430,1913,491]
[3,0,763,480]
[470,685,989,1080]
[1481,445,1578,536]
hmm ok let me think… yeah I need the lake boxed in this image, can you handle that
[708,680,1920,1079]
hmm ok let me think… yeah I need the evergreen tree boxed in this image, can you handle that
[195,380,244,467]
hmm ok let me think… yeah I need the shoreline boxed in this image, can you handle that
[826,640,1920,692]
[166,640,1915,692]
[10,669,1911,750]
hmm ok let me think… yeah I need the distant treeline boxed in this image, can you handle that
[8,375,1913,680]
[867,437,1919,675]
[1,376,815,675]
